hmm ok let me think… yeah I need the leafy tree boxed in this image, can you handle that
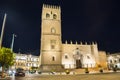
[31,66,38,70]
[0,47,15,78]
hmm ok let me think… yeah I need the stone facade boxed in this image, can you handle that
[98,51,107,69]
[62,42,97,69]
[40,4,62,71]
[40,4,107,71]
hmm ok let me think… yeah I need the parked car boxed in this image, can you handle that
[15,68,25,77]
[15,71,25,77]
[29,70,36,74]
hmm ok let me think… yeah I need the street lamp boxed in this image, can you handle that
[0,13,7,48]
[11,34,17,52]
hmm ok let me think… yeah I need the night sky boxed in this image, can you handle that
[0,0,120,55]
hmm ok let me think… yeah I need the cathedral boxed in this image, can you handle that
[39,4,107,71]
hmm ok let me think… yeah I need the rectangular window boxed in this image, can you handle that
[51,45,55,49]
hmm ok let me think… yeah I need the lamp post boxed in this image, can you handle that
[9,34,16,74]
[0,13,7,49]
[11,34,16,52]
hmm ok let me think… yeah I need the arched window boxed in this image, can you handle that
[53,14,57,19]
[52,56,55,61]
[87,56,90,59]
[51,45,55,49]
[65,54,68,59]
[46,13,50,19]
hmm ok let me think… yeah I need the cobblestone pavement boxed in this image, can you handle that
[13,72,120,80]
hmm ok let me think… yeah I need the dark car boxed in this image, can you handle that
[15,71,25,77]
[15,68,25,77]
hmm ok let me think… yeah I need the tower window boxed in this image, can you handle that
[87,56,90,59]
[52,56,55,61]
[51,45,55,49]
[65,55,68,59]
[53,14,57,19]
[46,13,50,18]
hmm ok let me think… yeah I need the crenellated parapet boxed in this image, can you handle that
[43,4,60,9]
[65,40,68,44]
[70,40,73,44]
[85,42,87,45]
[92,41,97,45]
[80,41,83,45]
[64,40,97,45]
[75,41,78,45]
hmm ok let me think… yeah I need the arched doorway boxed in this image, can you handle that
[73,48,83,69]
[76,59,82,68]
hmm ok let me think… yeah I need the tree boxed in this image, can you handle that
[31,66,38,70]
[0,47,15,78]
[30,67,38,73]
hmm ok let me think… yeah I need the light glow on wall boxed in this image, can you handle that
[83,59,96,68]
[62,60,75,68]
[82,54,96,68]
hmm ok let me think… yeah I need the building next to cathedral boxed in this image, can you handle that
[107,53,120,70]
[11,53,39,71]
[39,4,107,71]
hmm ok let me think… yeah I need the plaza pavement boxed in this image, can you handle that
[24,72,120,80]
[2,71,120,80]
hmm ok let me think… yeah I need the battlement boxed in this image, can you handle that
[64,40,97,45]
[43,4,60,9]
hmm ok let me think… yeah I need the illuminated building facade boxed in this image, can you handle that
[107,53,120,69]
[39,4,107,71]
[12,53,39,70]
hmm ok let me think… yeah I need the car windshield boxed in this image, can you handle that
[16,68,24,72]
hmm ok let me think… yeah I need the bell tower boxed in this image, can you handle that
[40,4,62,71]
